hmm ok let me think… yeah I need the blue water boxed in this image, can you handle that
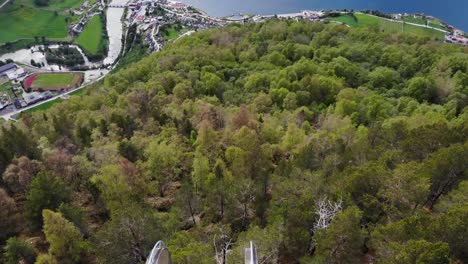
[180,0,468,31]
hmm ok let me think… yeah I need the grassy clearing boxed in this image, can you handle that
[328,14,445,40]
[0,5,69,43]
[0,81,14,97]
[427,20,447,31]
[402,16,426,25]
[47,0,84,10]
[75,15,104,54]
[326,14,359,27]
[14,0,83,11]
[31,73,81,88]
[402,16,447,31]
[162,25,180,40]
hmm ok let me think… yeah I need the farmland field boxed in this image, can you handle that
[24,72,83,90]
[327,13,445,40]
[0,5,69,43]
[75,15,105,55]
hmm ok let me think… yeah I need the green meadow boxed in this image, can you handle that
[327,13,445,40]
[162,25,180,40]
[0,5,69,43]
[0,0,83,44]
[402,16,447,31]
[75,15,104,54]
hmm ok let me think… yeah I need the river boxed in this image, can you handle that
[179,0,468,31]
[104,1,127,65]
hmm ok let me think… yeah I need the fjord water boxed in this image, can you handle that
[180,0,468,31]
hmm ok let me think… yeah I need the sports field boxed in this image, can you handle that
[24,72,83,90]
[327,14,445,40]
[75,15,104,54]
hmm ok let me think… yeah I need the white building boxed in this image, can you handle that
[6,68,26,81]
[22,91,43,105]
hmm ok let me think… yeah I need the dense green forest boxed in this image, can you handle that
[1,20,467,263]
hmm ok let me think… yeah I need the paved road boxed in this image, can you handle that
[174,30,195,42]
[151,24,161,51]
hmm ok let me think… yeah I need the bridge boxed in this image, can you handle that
[108,4,127,8]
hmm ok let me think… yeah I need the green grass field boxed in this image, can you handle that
[75,15,104,54]
[162,26,180,40]
[326,14,360,27]
[0,5,69,43]
[14,0,83,11]
[0,81,14,97]
[402,16,447,31]
[402,16,426,25]
[30,73,81,88]
[0,0,83,44]
[327,13,445,40]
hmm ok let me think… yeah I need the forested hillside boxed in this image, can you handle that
[1,20,467,263]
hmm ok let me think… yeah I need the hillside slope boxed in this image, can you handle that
[1,20,468,263]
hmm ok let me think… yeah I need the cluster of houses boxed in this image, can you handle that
[125,0,226,53]
[445,34,468,45]
[68,0,105,36]
[251,10,324,23]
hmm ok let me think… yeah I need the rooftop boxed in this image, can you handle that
[0,63,18,75]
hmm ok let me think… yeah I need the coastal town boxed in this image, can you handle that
[0,0,467,120]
